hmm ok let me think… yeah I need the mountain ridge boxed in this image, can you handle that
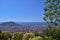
[0,21,47,33]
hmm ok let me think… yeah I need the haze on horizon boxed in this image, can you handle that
[0,0,45,22]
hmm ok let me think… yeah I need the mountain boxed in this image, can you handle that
[0,22,47,33]
[0,21,21,27]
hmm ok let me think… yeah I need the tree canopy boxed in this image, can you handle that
[43,0,60,25]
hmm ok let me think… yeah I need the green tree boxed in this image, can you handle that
[43,27,55,36]
[29,36,43,40]
[12,32,23,40]
[32,31,41,36]
[42,26,60,40]
[0,30,2,40]
[43,0,60,25]
[2,31,12,40]
[43,36,53,40]
[54,26,60,40]
[22,32,35,40]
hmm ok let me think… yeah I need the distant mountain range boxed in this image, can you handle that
[0,22,47,26]
[0,21,47,33]
[0,22,21,27]
[17,22,47,26]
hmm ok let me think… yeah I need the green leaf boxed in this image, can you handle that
[52,0,56,2]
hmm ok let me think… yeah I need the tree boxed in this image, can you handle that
[0,30,2,40]
[43,0,60,26]
[12,32,23,40]
[2,31,12,40]
[32,31,41,36]
[43,27,55,36]
[22,32,35,40]
[43,36,53,40]
[29,36,43,40]
[54,26,60,40]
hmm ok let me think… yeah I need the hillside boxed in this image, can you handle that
[0,22,47,33]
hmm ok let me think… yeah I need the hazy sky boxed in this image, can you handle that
[0,0,45,22]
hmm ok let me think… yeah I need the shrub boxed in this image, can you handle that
[0,30,2,40]
[55,26,60,40]
[12,32,23,40]
[22,32,35,40]
[2,31,12,40]
[44,36,53,40]
[29,36,43,40]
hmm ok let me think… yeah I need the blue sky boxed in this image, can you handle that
[0,0,45,22]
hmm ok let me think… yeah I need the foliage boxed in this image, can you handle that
[43,0,60,25]
[43,36,53,40]
[12,32,23,40]
[2,31,12,40]
[43,0,60,40]
[43,26,55,36]
[0,0,60,40]
[0,26,60,40]
[22,32,35,40]
[0,30,2,40]
[42,26,60,40]
[55,26,60,40]
[33,32,41,36]
[29,36,43,40]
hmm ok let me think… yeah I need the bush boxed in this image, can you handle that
[44,36,53,40]
[12,32,23,40]
[2,31,12,40]
[42,26,60,40]
[55,26,60,40]
[0,30,2,40]
[33,32,41,36]
[29,36,43,40]
[22,32,35,40]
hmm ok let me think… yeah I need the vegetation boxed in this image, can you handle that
[12,32,23,40]
[29,36,43,40]
[43,0,60,25]
[0,26,60,40]
[0,0,60,40]
[22,32,35,40]
[42,0,60,40]
[0,31,12,40]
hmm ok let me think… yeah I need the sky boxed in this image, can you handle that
[0,0,45,22]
